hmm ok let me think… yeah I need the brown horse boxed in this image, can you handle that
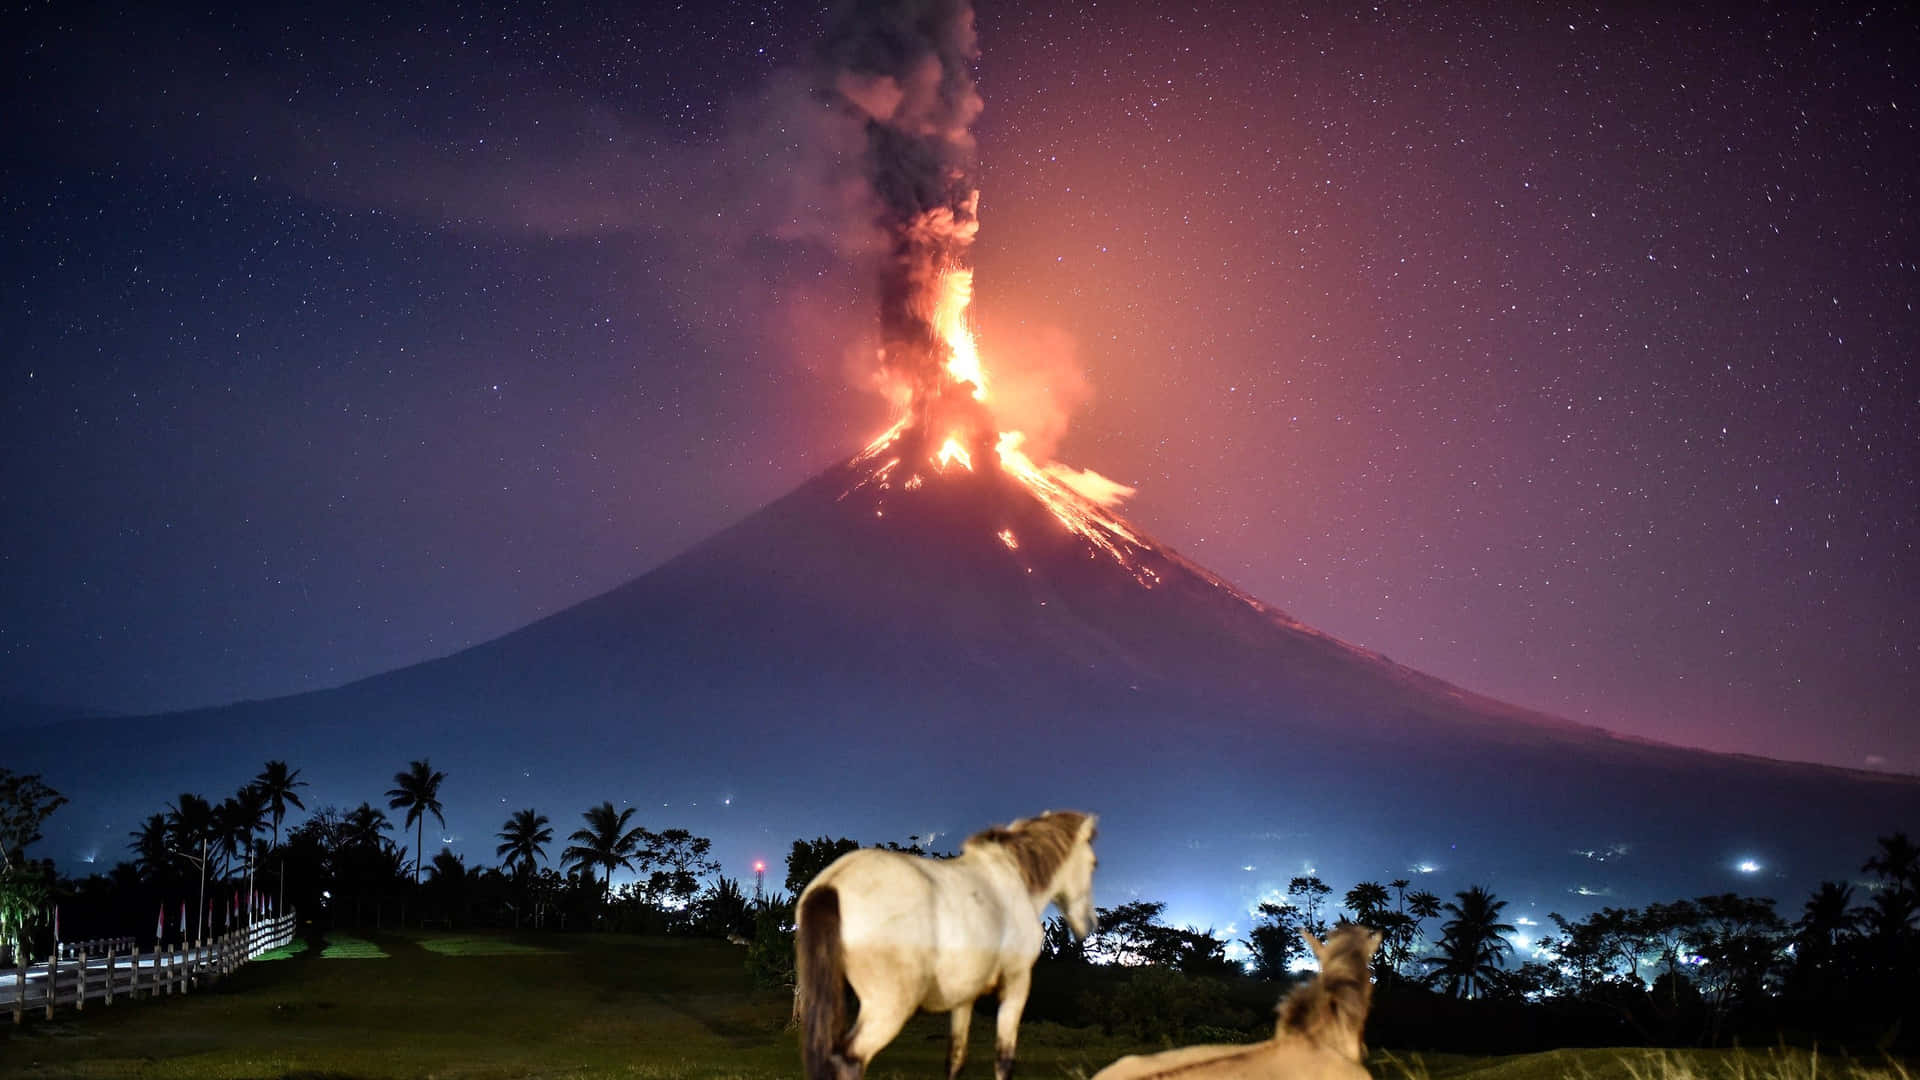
[1089,926,1382,1080]
[796,810,1100,1080]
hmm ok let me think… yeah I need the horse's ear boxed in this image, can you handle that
[1081,813,1099,841]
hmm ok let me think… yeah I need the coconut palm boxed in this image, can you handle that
[253,760,306,910]
[496,809,552,878]
[561,801,652,913]
[386,759,447,884]
[166,793,216,937]
[253,761,307,851]
[1864,831,1920,888]
[127,813,171,884]
[1425,885,1515,999]
[342,802,393,851]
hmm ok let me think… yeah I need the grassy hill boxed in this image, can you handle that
[0,928,1908,1080]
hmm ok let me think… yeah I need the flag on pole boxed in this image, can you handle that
[53,903,60,941]
[157,903,165,943]
[180,901,187,934]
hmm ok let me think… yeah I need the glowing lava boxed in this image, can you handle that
[849,234,1155,584]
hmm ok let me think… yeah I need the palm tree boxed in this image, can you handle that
[127,813,171,884]
[1864,832,1920,888]
[1426,885,1516,999]
[342,802,393,851]
[496,809,552,878]
[562,802,651,915]
[219,784,270,922]
[386,759,448,885]
[1798,881,1857,949]
[166,793,215,938]
[253,760,307,912]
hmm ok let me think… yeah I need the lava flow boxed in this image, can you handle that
[845,252,1153,581]
[825,0,1149,582]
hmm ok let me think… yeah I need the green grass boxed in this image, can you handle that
[0,929,1910,1080]
[1379,1048,1913,1080]
[316,932,387,959]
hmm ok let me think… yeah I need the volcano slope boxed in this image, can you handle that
[13,447,1917,925]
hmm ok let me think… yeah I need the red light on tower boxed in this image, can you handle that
[753,860,766,905]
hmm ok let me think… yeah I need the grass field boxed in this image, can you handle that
[0,928,1906,1080]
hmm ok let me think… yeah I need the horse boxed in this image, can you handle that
[796,810,1099,1080]
[1088,926,1382,1080]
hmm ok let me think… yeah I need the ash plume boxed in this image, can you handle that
[818,0,989,444]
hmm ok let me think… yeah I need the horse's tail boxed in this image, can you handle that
[797,885,845,1080]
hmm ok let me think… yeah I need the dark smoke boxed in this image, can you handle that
[819,0,991,445]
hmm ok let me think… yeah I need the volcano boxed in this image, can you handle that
[14,0,1918,930]
[14,441,1918,929]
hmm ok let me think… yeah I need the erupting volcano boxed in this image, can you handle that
[823,0,1153,586]
[11,0,1918,937]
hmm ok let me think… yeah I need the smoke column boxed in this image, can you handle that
[818,0,992,448]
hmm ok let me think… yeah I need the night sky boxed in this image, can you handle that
[6,0,1917,776]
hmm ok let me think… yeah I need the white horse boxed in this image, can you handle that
[796,810,1099,1080]
[1089,926,1381,1080]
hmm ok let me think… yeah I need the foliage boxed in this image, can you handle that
[1426,886,1516,999]
[1244,899,1307,979]
[386,758,449,884]
[0,769,68,872]
[562,801,654,915]
[496,808,553,877]
[745,893,797,989]
[784,835,859,895]
[1080,966,1238,1042]
[1287,875,1333,937]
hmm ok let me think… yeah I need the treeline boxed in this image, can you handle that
[1,761,750,952]
[3,767,1915,1052]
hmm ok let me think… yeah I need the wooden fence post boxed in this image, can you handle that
[11,947,22,1024]
[74,945,85,1012]
[44,948,56,1019]
[105,942,115,1005]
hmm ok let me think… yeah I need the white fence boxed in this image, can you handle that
[3,911,297,1023]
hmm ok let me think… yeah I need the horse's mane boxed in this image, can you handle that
[964,810,1091,893]
[1275,925,1377,1057]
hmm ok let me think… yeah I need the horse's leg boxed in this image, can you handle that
[947,1004,974,1080]
[993,971,1031,1080]
[841,989,915,1080]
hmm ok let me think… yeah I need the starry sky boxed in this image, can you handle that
[6,0,1917,774]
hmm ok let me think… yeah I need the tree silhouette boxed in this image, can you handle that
[253,760,306,910]
[386,759,448,885]
[1287,875,1332,937]
[1344,880,1391,924]
[1684,893,1786,1043]
[647,827,720,912]
[253,761,306,852]
[785,835,859,895]
[561,802,652,914]
[1863,831,1920,888]
[1244,900,1307,979]
[216,784,270,912]
[496,809,552,878]
[127,813,171,884]
[0,770,66,959]
[1426,885,1516,999]
[342,802,394,851]
[166,793,216,937]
